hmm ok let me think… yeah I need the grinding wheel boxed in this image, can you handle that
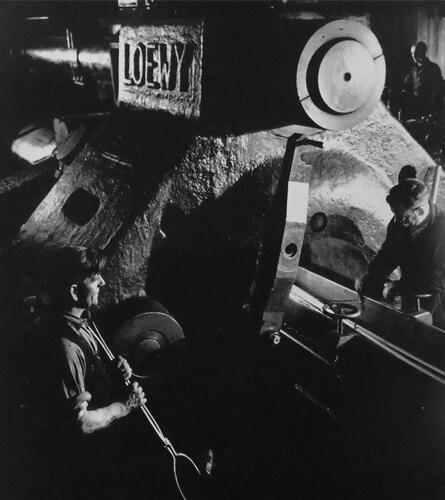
[113,312,185,372]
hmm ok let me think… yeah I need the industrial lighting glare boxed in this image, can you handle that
[25,16,50,21]
[118,0,138,8]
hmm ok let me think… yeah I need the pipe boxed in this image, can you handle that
[24,45,111,70]
[431,163,442,205]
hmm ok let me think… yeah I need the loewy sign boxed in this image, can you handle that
[123,41,194,92]
[118,23,203,118]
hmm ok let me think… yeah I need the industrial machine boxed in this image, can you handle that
[2,2,445,499]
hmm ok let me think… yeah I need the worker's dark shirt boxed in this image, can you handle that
[404,58,443,114]
[368,203,445,327]
[59,312,115,410]
[48,312,126,499]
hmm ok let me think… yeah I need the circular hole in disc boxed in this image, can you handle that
[285,243,298,258]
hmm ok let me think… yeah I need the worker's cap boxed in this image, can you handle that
[386,178,429,209]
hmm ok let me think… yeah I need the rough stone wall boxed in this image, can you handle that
[4,102,433,332]
[18,148,139,249]
[103,103,435,329]
[314,103,434,186]
[103,130,287,329]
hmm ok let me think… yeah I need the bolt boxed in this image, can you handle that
[270,333,281,345]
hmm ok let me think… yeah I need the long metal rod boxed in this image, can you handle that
[279,329,335,368]
[294,383,339,420]
[289,286,445,386]
[342,319,445,385]
[24,46,111,69]
[89,321,201,500]
[290,286,445,377]
[90,322,165,437]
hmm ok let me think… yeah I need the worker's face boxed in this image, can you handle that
[411,46,426,66]
[73,273,106,309]
[390,204,425,230]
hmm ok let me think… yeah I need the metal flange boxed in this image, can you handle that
[296,20,385,130]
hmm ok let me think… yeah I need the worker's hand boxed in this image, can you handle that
[354,274,368,295]
[123,382,147,411]
[74,391,91,420]
[115,355,132,382]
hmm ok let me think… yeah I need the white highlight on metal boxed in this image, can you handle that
[118,0,138,7]
[317,40,375,113]
[431,164,442,205]
[26,48,77,65]
[287,181,309,223]
[25,48,110,69]
[11,127,56,165]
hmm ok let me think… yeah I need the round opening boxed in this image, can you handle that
[62,188,100,226]
[310,212,328,233]
[285,243,298,258]
[343,72,352,81]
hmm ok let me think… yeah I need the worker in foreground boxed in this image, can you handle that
[44,246,147,499]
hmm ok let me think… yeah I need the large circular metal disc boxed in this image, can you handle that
[296,20,385,130]
[113,311,184,356]
[318,40,375,114]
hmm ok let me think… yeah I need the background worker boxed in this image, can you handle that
[356,178,445,329]
[401,41,443,120]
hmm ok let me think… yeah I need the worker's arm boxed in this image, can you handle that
[356,221,402,297]
[368,222,401,277]
[60,340,146,434]
[430,255,445,296]
[403,68,414,92]
[77,382,147,435]
[427,226,445,302]
[428,64,444,113]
